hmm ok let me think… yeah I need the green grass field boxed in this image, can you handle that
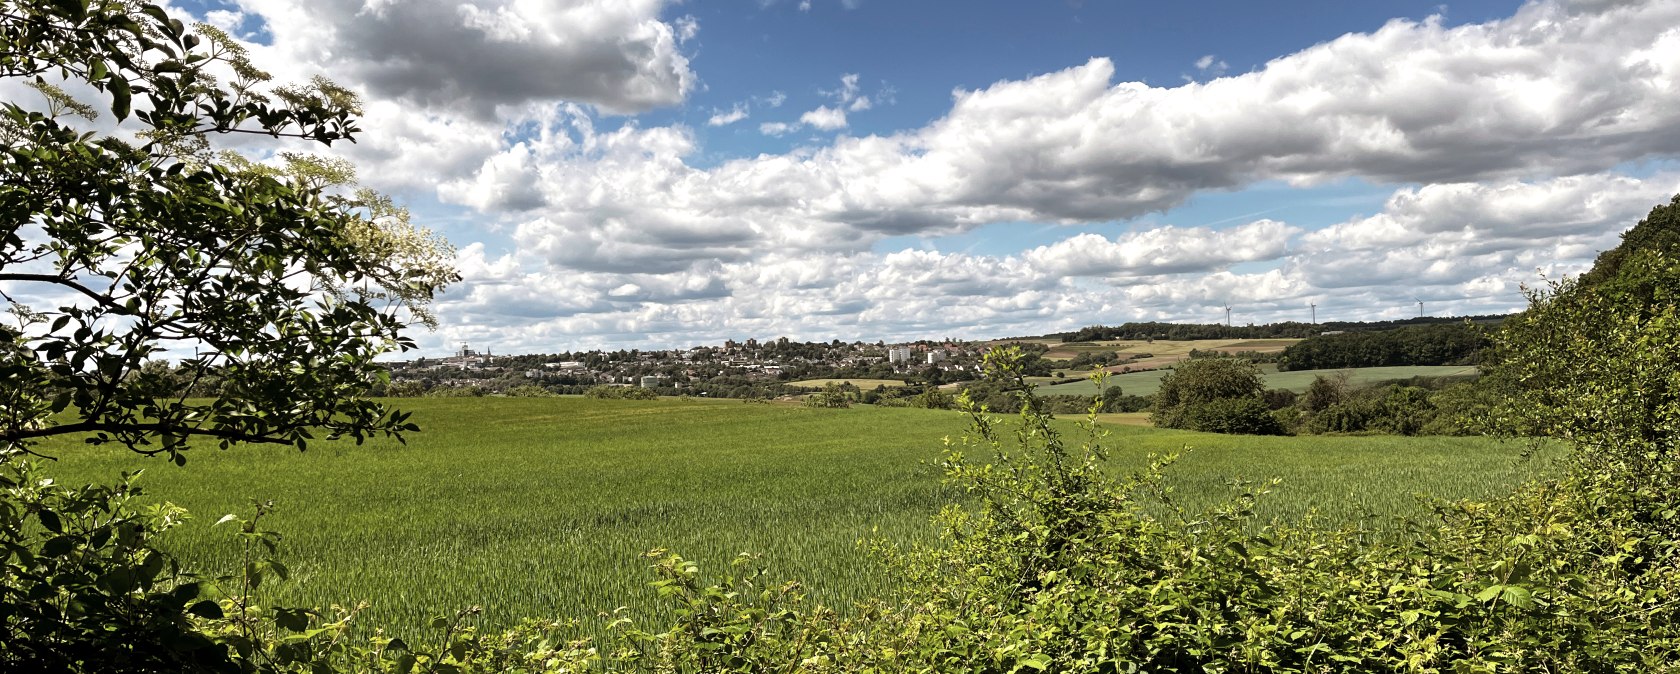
[34,397,1551,637]
[1035,338,1301,362]
[1036,364,1481,396]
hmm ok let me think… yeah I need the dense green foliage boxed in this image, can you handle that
[0,0,453,460]
[583,385,658,400]
[801,381,856,408]
[1150,358,1284,434]
[1278,323,1490,371]
[1579,194,1680,287]
[1063,350,1121,370]
[1061,315,1510,342]
[1274,373,1492,437]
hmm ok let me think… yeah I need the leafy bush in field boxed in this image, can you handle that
[1064,350,1120,370]
[1284,371,1498,436]
[501,385,558,398]
[425,385,488,398]
[382,380,431,398]
[1183,395,1286,435]
[584,385,658,400]
[802,382,854,408]
[1151,358,1277,433]
[911,386,954,410]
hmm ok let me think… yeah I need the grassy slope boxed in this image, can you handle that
[35,397,1549,636]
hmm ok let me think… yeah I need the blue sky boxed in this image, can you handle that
[157,0,1680,353]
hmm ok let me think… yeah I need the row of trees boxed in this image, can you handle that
[1060,314,1510,342]
[1276,322,1490,370]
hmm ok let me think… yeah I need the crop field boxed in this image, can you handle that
[1034,338,1301,363]
[1036,364,1481,396]
[36,397,1551,637]
[786,378,906,389]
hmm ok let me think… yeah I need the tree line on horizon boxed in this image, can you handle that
[1058,313,1512,343]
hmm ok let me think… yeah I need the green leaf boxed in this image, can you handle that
[37,509,63,533]
[139,3,171,26]
[275,607,311,632]
[1499,585,1534,609]
[109,77,131,121]
[48,0,86,21]
[48,390,72,414]
[41,535,76,557]
[189,600,223,619]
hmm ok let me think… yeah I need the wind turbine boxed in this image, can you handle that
[1414,297,1424,318]
[1310,302,1317,325]
[1223,303,1232,327]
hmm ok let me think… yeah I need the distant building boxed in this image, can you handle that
[444,343,491,369]
[640,375,663,388]
[926,350,947,365]
[887,346,914,364]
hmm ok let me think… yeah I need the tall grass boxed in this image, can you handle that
[34,397,1553,636]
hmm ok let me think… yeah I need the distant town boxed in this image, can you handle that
[381,314,1510,400]
[383,337,986,399]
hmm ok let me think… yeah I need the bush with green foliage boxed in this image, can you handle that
[1099,385,1151,413]
[382,380,431,398]
[1150,357,1278,433]
[1065,350,1120,370]
[1282,372,1501,436]
[910,386,954,410]
[501,385,559,398]
[1182,394,1286,435]
[802,382,854,408]
[584,385,658,400]
[424,385,487,398]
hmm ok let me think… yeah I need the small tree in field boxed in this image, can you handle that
[1150,357,1279,433]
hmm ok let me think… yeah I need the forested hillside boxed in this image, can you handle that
[1060,315,1510,342]
[1277,322,1490,371]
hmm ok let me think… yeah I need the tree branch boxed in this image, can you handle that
[2,419,297,446]
[0,273,128,313]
